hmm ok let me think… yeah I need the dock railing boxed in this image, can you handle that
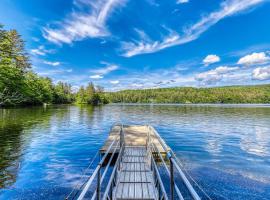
[74,124,202,200]
[147,125,201,200]
[76,124,124,200]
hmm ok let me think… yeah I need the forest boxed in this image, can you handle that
[1,25,270,107]
[105,85,270,104]
[0,25,107,107]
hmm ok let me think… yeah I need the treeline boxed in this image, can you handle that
[0,25,107,107]
[76,83,108,105]
[106,85,270,104]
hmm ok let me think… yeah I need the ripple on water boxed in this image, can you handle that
[0,104,270,199]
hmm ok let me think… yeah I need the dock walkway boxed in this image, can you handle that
[75,124,202,200]
[100,125,167,155]
[115,146,156,199]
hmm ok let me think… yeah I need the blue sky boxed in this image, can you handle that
[0,0,270,91]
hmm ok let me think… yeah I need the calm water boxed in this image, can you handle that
[0,104,270,199]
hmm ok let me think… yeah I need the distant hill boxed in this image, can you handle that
[105,84,270,104]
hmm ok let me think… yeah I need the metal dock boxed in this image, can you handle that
[73,124,202,200]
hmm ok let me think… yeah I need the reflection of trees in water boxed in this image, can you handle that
[0,107,57,188]
[0,124,23,188]
[0,105,96,189]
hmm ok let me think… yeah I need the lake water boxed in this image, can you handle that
[0,104,270,199]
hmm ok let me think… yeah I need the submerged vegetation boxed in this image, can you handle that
[0,25,107,107]
[106,85,270,104]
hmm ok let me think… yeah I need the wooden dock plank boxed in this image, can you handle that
[114,146,157,200]
[100,125,167,154]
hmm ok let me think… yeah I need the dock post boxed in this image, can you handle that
[168,152,174,200]
[97,152,101,200]
[120,125,124,148]
[97,164,101,200]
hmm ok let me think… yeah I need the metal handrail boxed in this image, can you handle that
[91,140,120,200]
[171,159,201,200]
[77,139,117,200]
[102,142,125,200]
[150,146,168,200]
[148,126,201,200]
[152,142,184,200]
[77,123,124,200]
[147,130,179,200]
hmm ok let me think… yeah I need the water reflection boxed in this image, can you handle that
[0,104,269,199]
[240,125,270,157]
[0,107,54,188]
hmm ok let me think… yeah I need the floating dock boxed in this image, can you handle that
[100,125,168,155]
[74,124,201,200]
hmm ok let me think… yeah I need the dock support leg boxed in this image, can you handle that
[120,125,124,148]
[97,165,101,200]
[97,152,101,200]
[170,157,174,200]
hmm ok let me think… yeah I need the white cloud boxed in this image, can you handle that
[121,0,264,57]
[31,45,54,56]
[110,80,120,84]
[44,61,61,66]
[36,68,73,76]
[90,75,104,79]
[32,37,40,42]
[203,54,220,66]
[252,66,270,80]
[195,66,239,85]
[237,52,270,66]
[131,83,144,88]
[90,63,118,79]
[177,0,189,4]
[104,64,196,91]
[91,64,118,75]
[43,0,126,44]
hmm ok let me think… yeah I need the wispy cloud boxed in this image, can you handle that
[90,63,119,79]
[104,64,196,91]
[90,74,104,79]
[44,61,61,66]
[177,0,189,4]
[36,68,73,77]
[110,80,120,84]
[121,0,264,57]
[31,45,55,56]
[91,64,118,74]
[43,0,126,44]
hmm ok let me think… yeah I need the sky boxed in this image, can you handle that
[0,0,270,91]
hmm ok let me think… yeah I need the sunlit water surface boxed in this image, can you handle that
[0,104,270,199]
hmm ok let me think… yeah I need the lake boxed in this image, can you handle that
[0,104,270,199]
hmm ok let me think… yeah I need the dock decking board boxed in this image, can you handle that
[114,146,157,200]
[100,125,167,154]
[77,124,201,200]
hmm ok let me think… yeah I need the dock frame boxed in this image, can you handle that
[73,124,201,200]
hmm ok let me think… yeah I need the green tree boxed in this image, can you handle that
[0,26,30,72]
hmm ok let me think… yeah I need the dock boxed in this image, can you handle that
[100,125,168,155]
[74,124,202,200]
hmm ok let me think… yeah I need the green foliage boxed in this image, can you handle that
[76,82,107,105]
[23,72,54,105]
[106,85,270,104]
[0,28,30,71]
[0,25,109,107]
[53,82,74,104]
